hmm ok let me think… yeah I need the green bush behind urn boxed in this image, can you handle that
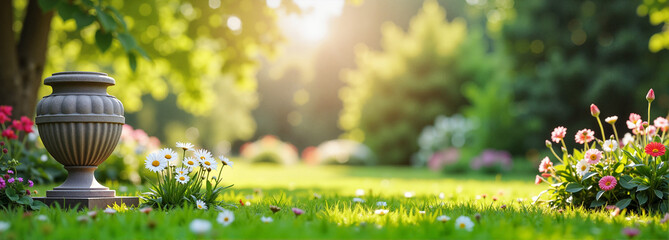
[95,125,160,185]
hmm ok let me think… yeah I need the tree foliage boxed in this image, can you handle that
[339,0,471,165]
[640,0,669,52]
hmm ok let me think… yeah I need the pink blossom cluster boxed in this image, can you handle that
[0,105,34,141]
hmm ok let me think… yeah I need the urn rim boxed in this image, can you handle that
[45,71,115,85]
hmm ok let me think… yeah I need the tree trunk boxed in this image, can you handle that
[0,0,53,119]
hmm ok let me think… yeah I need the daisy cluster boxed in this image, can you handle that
[536,89,669,213]
[141,142,234,209]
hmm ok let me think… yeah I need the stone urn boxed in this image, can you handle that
[34,71,138,209]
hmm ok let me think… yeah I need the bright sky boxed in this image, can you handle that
[272,0,345,43]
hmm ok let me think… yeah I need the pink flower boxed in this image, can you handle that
[19,116,34,133]
[621,227,640,238]
[626,113,642,130]
[28,180,33,187]
[16,177,23,182]
[2,129,17,140]
[7,178,14,184]
[646,88,655,102]
[590,104,600,117]
[551,126,567,143]
[535,175,542,185]
[0,178,5,189]
[0,113,8,124]
[0,106,12,116]
[292,208,304,216]
[599,176,617,191]
[575,129,595,144]
[584,149,602,164]
[11,120,23,132]
[646,125,657,137]
[654,117,669,132]
[7,170,13,174]
[538,157,553,173]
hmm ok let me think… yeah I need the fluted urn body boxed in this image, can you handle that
[36,71,124,198]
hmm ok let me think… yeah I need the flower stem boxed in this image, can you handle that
[596,116,606,145]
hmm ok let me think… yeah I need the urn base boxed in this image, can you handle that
[33,196,139,210]
[47,166,115,198]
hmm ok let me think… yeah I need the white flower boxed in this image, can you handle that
[175,173,190,184]
[40,154,48,162]
[217,210,235,226]
[575,159,591,177]
[438,192,445,199]
[374,209,389,215]
[0,221,9,232]
[355,189,365,196]
[76,215,89,222]
[176,142,194,151]
[200,157,218,171]
[104,207,117,214]
[436,215,451,222]
[159,148,178,163]
[261,216,273,223]
[602,139,618,152]
[376,201,387,207]
[144,152,167,172]
[622,133,634,147]
[196,200,207,210]
[175,167,190,175]
[193,149,213,162]
[220,155,234,168]
[36,215,48,221]
[183,157,198,169]
[189,219,212,234]
[404,192,414,198]
[455,216,474,231]
[352,197,365,203]
[419,210,426,215]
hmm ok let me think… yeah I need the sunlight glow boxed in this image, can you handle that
[227,16,242,32]
[278,0,344,43]
[266,0,281,9]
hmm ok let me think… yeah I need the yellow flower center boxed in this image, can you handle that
[198,205,202,208]
[165,154,172,159]
[152,160,160,167]
[460,223,466,229]
[179,176,185,181]
[205,161,211,166]
[224,217,229,221]
[581,165,587,171]
[653,149,659,153]
[605,181,611,186]
[200,156,206,160]
[590,155,597,160]
[188,160,194,165]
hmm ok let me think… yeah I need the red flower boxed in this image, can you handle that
[1,129,17,140]
[11,120,23,132]
[0,106,11,116]
[20,116,34,133]
[0,113,8,124]
[644,142,666,157]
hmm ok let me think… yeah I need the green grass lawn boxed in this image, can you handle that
[2,163,668,239]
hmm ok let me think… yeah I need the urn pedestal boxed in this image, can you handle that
[33,71,139,209]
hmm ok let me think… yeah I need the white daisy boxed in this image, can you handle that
[175,167,190,175]
[196,200,207,210]
[352,197,365,203]
[404,192,414,198]
[220,155,234,168]
[175,173,190,184]
[374,209,389,215]
[0,221,9,232]
[622,133,635,146]
[144,152,167,172]
[159,148,178,163]
[355,189,365,196]
[376,201,387,207]
[193,149,213,162]
[455,216,474,231]
[419,210,426,215]
[260,216,273,223]
[183,157,198,169]
[575,159,590,177]
[176,142,194,151]
[602,139,618,152]
[437,215,450,222]
[36,215,48,221]
[217,210,235,226]
[438,192,445,199]
[200,157,218,171]
[189,219,212,234]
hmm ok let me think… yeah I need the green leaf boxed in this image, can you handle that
[615,163,625,173]
[17,195,33,205]
[589,200,605,208]
[39,0,61,11]
[5,188,18,201]
[57,3,78,20]
[596,190,605,201]
[622,150,642,164]
[95,29,112,52]
[73,10,96,30]
[81,0,94,7]
[108,7,128,31]
[615,198,632,209]
[95,7,117,31]
[637,184,650,192]
[128,53,137,71]
[30,200,47,210]
[582,172,597,182]
[654,190,664,199]
[619,176,636,189]
[565,182,584,193]
[117,33,138,52]
[637,192,648,205]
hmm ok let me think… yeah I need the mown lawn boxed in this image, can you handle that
[3,163,668,239]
